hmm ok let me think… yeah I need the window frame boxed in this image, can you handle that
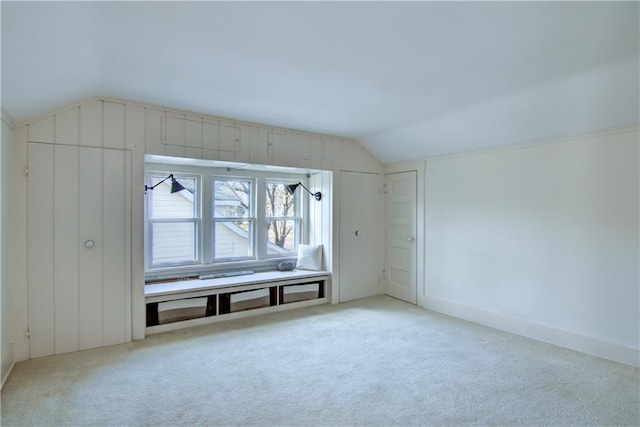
[145,172,202,269]
[211,176,256,263]
[264,179,301,258]
[144,164,309,276]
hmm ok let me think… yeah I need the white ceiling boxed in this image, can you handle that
[2,1,638,163]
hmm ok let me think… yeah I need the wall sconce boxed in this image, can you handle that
[285,182,321,201]
[144,174,186,194]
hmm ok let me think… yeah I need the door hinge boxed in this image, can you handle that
[25,328,31,339]
[379,184,387,194]
[24,165,29,176]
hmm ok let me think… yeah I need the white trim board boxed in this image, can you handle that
[1,361,15,389]
[1,109,15,128]
[422,296,639,368]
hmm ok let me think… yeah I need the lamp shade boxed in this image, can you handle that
[170,176,186,193]
[285,183,300,195]
[285,182,321,201]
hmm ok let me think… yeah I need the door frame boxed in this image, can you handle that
[383,161,425,307]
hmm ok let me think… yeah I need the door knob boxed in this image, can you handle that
[84,240,95,249]
[355,230,360,236]
[407,237,415,242]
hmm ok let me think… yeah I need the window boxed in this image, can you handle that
[147,174,199,267]
[144,165,309,273]
[212,179,254,261]
[266,181,299,256]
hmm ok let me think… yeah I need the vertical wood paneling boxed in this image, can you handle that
[285,132,299,167]
[103,102,126,150]
[145,108,164,155]
[78,147,104,350]
[165,113,185,146]
[164,144,185,157]
[220,124,240,153]
[12,125,30,362]
[217,149,235,162]
[308,135,323,169]
[184,147,203,159]
[322,172,333,274]
[28,117,55,143]
[235,124,252,162]
[203,120,220,152]
[80,100,103,147]
[19,98,383,359]
[55,107,80,145]
[123,151,133,342]
[321,137,334,170]
[298,133,312,168]
[53,145,80,354]
[125,105,146,151]
[125,104,145,341]
[27,143,55,357]
[339,171,382,302]
[102,149,128,346]
[184,115,203,149]
[267,131,286,165]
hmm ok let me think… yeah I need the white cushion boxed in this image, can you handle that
[295,244,323,271]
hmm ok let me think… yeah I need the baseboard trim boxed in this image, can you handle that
[422,296,639,367]
[1,361,15,390]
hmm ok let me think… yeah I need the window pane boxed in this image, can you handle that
[266,183,296,217]
[151,222,197,264]
[267,220,296,255]
[150,176,196,219]
[215,221,252,259]
[214,180,251,218]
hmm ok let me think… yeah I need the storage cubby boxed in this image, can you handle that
[145,271,330,333]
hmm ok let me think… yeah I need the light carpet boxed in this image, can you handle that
[1,296,638,426]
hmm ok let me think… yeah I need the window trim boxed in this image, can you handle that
[264,179,302,258]
[212,176,256,262]
[145,172,202,269]
[144,164,309,276]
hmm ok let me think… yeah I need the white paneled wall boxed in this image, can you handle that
[2,115,15,385]
[11,97,382,361]
[25,98,380,171]
[27,143,131,358]
[338,171,384,302]
[309,172,334,301]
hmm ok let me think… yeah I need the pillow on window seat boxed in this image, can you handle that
[296,244,323,271]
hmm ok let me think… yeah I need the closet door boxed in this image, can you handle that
[338,171,383,302]
[27,142,131,358]
[384,171,417,304]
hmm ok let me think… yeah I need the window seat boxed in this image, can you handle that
[145,270,330,334]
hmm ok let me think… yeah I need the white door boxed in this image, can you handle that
[384,171,417,303]
[27,142,131,358]
[339,171,383,302]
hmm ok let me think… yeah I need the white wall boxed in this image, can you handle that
[423,128,639,366]
[1,112,15,385]
[10,97,382,362]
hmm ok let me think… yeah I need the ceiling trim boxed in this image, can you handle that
[424,125,640,164]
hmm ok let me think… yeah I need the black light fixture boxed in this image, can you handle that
[144,174,186,194]
[285,182,321,201]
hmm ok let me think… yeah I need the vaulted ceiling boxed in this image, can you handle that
[2,1,638,163]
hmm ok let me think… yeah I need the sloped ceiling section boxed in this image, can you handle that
[2,2,638,163]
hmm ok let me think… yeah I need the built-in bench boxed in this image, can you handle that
[145,270,331,334]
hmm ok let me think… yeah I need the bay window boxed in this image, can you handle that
[145,165,307,274]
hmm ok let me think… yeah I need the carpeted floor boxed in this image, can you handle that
[1,295,638,426]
